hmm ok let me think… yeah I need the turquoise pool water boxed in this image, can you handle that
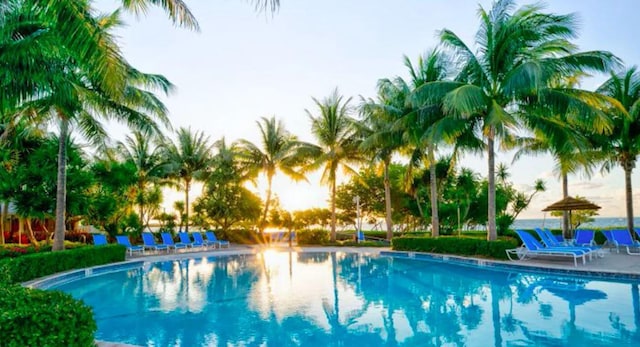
[51,251,640,346]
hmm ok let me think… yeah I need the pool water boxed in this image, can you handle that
[51,251,640,346]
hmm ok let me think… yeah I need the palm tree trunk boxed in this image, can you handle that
[185,178,191,233]
[25,217,38,246]
[261,174,274,232]
[487,128,497,241]
[383,160,393,241]
[429,146,439,237]
[562,172,570,239]
[330,177,336,242]
[0,201,6,245]
[53,117,69,251]
[138,181,145,230]
[624,162,635,235]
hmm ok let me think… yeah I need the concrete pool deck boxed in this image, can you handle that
[88,244,640,347]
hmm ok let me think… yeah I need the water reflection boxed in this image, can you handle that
[54,252,640,346]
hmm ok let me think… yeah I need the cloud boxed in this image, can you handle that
[536,171,555,179]
[571,181,605,190]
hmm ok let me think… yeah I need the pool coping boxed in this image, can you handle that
[380,250,640,282]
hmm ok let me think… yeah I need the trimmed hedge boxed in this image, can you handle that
[0,284,96,347]
[0,244,126,284]
[297,229,330,245]
[392,236,518,260]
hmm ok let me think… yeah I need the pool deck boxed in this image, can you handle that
[91,243,640,347]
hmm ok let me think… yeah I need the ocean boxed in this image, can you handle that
[512,217,639,230]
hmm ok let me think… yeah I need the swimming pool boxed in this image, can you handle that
[48,250,640,346]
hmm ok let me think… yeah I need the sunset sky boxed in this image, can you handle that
[95,0,640,219]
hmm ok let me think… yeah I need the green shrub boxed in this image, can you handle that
[0,244,126,284]
[297,229,330,245]
[0,284,96,347]
[392,236,518,260]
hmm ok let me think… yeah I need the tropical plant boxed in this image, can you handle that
[162,127,212,233]
[307,89,365,242]
[236,116,315,231]
[595,67,640,234]
[194,138,262,232]
[117,130,168,230]
[414,0,617,240]
[359,78,408,240]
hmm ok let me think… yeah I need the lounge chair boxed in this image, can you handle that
[161,232,188,252]
[205,231,230,248]
[115,235,144,256]
[574,229,595,246]
[601,230,615,248]
[536,228,600,259]
[142,233,170,253]
[507,230,589,266]
[610,229,640,255]
[92,234,108,246]
[192,232,214,248]
[178,232,203,249]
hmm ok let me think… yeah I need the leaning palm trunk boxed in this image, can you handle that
[330,178,337,242]
[383,160,393,240]
[624,161,635,236]
[561,172,570,239]
[25,217,39,246]
[53,117,69,251]
[487,128,497,241]
[429,146,439,237]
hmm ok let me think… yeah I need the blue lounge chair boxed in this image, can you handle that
[92,234,108,246]
[142,233,169,253]
[536,228,600,259]
[178,232,203,249]
[610,229,640,255]
[205,231,230,248]
[574,229,595,246]
[192,232,214,248]
[116,235,144,255]
[601,230,615,248]
[161,232,188,252]
[507,230,589,266]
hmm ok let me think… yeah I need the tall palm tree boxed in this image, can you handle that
[118,130,168,230]
[163,127,212,233]
[414,0,617,240]
[236,116,315,230]
[596,67,640,234]
[4,7,172,250]
[359,81,407,240]
[307,89,364,242]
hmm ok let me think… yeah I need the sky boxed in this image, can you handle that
[94,0,640,219]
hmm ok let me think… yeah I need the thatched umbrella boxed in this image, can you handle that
[542,196,601,238]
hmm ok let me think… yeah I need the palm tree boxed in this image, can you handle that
[595,67,640,234]
[236,116,315,231]
[307,89,364,242]
[163,127,212,233]
[414,0,617,240]
[118,130,169,230]
[3,6,172,250]
[359,81,407,240]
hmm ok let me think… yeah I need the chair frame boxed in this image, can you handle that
[507,230,589,266]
